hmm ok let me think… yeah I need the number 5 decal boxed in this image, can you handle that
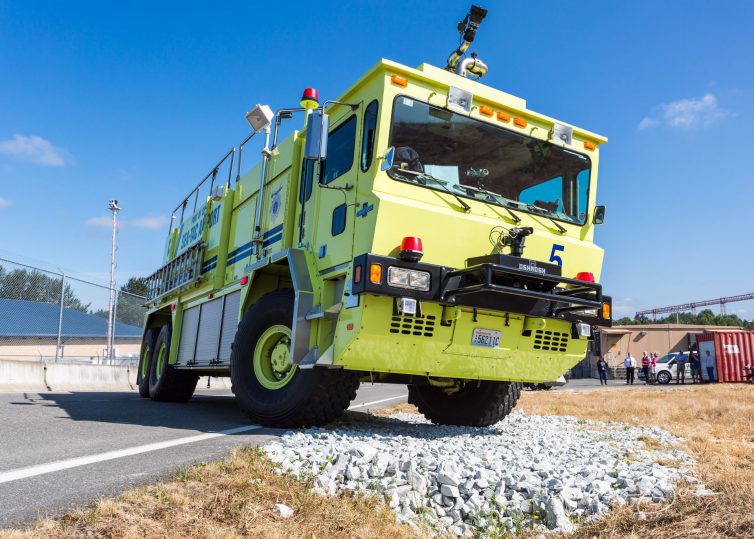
[550,244,564,266]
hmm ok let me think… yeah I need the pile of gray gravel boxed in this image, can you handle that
[264,411,699,536]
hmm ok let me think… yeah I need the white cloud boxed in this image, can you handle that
[0,134,72,167]
[638,93,730,130]
[612,297,635,319]
[129,216,168,230]
[85,215,168,230]
[85,216,112,228]
[637,117,658,130]
[0,197,10,208]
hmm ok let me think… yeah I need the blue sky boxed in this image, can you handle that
[1,1,753,317]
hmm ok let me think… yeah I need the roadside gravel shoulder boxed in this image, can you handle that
[265,410,701,536]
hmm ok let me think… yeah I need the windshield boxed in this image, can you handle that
[387,96,592,224]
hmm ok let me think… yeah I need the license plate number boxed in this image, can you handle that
[472,328,501,348]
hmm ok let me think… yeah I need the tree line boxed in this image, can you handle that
[615,308,754,330]
[0,266,147,327]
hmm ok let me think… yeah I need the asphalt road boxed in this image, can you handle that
[0,383,407,529]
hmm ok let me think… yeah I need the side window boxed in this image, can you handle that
[360,100,379,172]
[321,116,357,184]
[299,159,314,203]
[331,203,347,236]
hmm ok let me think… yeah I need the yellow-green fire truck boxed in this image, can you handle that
[138,5,611,427]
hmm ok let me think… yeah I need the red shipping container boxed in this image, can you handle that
[696,332,754,383]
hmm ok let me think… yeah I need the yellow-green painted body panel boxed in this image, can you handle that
[335,295,587,382]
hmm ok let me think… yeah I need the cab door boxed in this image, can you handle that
[308,112,359,272]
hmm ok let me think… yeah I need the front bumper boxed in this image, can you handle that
[351,253,612,327]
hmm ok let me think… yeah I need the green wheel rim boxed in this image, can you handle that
[253,325,296,390]
[140,344,151,379]
[155,342,167,381]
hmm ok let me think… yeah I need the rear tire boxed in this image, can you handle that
[408,380,522,427]
[230,289,360,427]
[148,325,199,402]
[137,328,156,398]
[657,371,671,385]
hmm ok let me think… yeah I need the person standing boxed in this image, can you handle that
[624,352,636,385]
[675,351,688,384]
[597,357,609,385]
[703,350,716,383]
[641,352,650,384]
[689,348,701,384]
[650,352,658,384]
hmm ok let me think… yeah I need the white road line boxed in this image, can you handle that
[0,424,262,485]
[347,394,407,410]
[0,393,408,485]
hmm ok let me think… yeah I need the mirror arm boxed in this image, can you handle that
[323,100,360,112]
[271,107,307,150]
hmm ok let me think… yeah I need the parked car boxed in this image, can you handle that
[638,352,691,384]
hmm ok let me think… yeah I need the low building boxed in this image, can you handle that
[572,324,744,379]
[0,299,141,362]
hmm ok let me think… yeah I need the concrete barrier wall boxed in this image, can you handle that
[45,363,133,391]
[200,376,233,390]
[0,359,48,391]
[0,359,132,392]
[0,359,233,392]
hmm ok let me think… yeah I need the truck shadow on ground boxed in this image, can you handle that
[6,390,281,434]
[333,410,503,439]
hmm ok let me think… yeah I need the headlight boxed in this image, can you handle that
[387,267,430,291]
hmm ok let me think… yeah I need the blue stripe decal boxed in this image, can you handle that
[227,241,253,258]
[227,247,253,266]
[261,233,283,248]
[202,255,218,267]
[263,224,284,239]
[201,262,217,274]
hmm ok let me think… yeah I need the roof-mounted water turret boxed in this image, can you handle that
[444,4,488,79]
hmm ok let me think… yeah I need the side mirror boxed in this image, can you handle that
[593,205,606,225]
[380,146,395,171]
[304,110,329,161]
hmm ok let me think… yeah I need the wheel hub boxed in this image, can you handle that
[269,338,291,378]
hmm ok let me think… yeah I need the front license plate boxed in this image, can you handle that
[471,328,501,348]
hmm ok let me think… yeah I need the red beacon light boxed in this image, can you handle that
[300,88,319,110]
[399,236,423,262]
[575,271,595,283]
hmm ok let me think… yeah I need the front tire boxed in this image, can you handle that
[148,325,199,402]
[408,380,522,427]
[230,290,360,427]
[137,328,156,398]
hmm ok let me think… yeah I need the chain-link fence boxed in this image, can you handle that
[0,257,146,364]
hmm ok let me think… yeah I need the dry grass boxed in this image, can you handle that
[0,446,417,539]
[374,401,419,416]
[517,383,754,539]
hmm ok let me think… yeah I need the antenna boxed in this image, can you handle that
[445,5,488,72]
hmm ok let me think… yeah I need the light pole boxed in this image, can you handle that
[106,199,120,363]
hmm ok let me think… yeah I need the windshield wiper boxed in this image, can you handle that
[400,170,471,213]
[522,203,567,234]
[459,184,523,224]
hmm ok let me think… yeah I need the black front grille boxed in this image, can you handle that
[532,329,569,352]
[389,314,436,337]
